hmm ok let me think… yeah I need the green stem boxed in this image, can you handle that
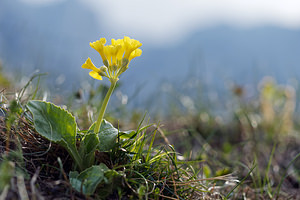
[94,78,118,133]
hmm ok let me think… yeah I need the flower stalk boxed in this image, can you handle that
[94,78,118,133]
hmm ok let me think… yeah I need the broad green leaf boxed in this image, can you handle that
[27,100,76,143]
[98,120,118,151]
[79,133,99,169]
[27,100,83,170]
[88,120,118,151]
[81,133,99,155]
[69,164,109,195]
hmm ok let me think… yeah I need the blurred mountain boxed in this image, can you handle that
[0,0,101,88]
[1,0,300,102]
[136,26,300,101]
[181,26,300,86]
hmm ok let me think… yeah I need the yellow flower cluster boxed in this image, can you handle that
[82,36,142,81]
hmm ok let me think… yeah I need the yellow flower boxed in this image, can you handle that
[83,36,142,81]
[123,36,142,60]
[103,45,113,66]
[81,58,105,80]
[104,45,121,68]
[90,38,107,65]
[111,38,125,61]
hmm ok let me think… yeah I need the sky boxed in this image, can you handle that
[19,0,300,47]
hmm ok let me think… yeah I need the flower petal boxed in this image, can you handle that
[129,49,142,61]
[82,58,100,72]
[89,71,102,80]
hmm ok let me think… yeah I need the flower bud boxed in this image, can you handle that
[100,66,108,72]
[120,66,129,73]
[103,60,109,67]
[112,64,118,71]
[121,58,129,67]
[99,71,106,76]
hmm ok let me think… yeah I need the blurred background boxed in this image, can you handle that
[1,0,300,114]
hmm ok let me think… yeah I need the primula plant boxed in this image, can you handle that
[82,36,142,133]
[26,36,143,195]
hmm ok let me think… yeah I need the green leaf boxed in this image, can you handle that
[79,133,99,169]
[98,120,118,151]
[27,100,76,143]
[89,120,118,152]
[82,133,99,155]
[69,164,109,195]
[27,100,83,170]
